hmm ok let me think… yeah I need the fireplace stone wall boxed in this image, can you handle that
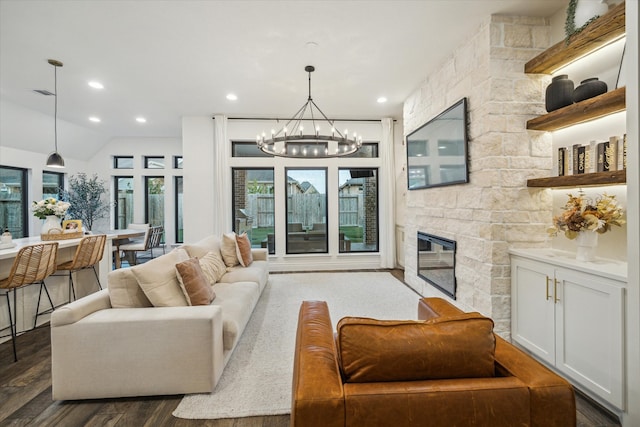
[403,15,552,338]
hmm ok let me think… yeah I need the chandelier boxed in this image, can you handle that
[256,65,362,158]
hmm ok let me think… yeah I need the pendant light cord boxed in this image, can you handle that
[54,64,58,152]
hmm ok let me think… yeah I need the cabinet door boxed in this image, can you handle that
[511,257,556,365]
[555,268,625,409]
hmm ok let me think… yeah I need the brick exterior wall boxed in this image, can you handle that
[403,15,552,339]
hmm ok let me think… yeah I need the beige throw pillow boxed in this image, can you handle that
[131,248,190,307]
[199,250,227,284]
[176,258,215,306]
[236,232,253,267]
[221,232,240,267]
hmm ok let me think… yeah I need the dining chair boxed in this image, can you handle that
[55,234,106,301]
[0,242,59,362]
[119,223,151,266]
[137,225,165,262]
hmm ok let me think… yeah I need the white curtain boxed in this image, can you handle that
[213,115,231,236]
[379,118,396,268]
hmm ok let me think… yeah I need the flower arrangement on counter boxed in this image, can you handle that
[31,197,70,219]
[548,193,625,239]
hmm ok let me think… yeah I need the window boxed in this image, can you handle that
[114,176,134,229]
[145,176,164,227]
[232,141,272,157]
[345,142,379,158]
[43,171,64,200]
[114,156,134,169]
[0,166,28,238]
[175,176,183,243]
[232,168,275,253]
[338,168,379,252]
[173,156,183,169]
[286,168,327,254]
[144,156,165,169]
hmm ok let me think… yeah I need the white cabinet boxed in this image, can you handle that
[511,250,626,410]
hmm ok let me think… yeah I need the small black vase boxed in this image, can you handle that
[573,78,608,103]
[545,75,574,112]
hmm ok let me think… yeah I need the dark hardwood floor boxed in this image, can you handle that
[0,269,621,426]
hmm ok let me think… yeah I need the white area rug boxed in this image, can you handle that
[172,271,420,420]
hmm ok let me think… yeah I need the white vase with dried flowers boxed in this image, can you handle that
[548,193,625,261]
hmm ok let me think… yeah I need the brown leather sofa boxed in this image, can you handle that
[291,298,576,427]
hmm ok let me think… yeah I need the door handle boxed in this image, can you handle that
[545,276,552,300]
[554,278,560,303]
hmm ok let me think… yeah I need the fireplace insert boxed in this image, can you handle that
[417,232,456,299]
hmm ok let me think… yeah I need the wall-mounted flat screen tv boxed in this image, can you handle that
[406,97,469,190]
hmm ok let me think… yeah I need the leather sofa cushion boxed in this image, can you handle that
[336,313,496,383]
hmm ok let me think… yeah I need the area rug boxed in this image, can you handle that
[172,271,421,420]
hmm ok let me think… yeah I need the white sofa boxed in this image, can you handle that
[50,235,269,400]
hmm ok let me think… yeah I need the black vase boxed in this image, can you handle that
[545,75,574,112]
[573,78,608,103]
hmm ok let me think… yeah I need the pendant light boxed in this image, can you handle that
[46,59,65,168]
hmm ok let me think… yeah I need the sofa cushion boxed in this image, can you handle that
[211,281,261,350]
[176,258,216,305]
[336,313,496,383]
[221,260,269,290]
[199,251,227,284]
[221,232,240,267]
[235,232,253,267]
[107,268,153,308]
[131,248,190,307]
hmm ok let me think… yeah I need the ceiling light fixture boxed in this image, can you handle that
[256,65,362,158]
[89,116,101,123]
[45,59,65,168]
[377,96,387,103]
[136,117,147,123]
[88,81,104,89]
[226,93,238,101]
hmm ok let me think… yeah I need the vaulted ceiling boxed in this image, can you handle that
[0,0,566,161]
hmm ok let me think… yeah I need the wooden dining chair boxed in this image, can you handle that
[0,242,58,362]
[119,223,151,266]
[55,234,106,301]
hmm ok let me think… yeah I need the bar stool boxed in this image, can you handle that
[0,242,58,362]
[55,234,106,301]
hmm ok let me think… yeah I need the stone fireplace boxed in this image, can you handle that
[402,14,552,339]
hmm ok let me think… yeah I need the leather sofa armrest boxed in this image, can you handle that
[495,337,576,427]
[251,248,268,261]
[417,297,463,320]
[291,301,345,427]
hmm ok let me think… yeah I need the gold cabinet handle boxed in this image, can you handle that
[554,278,560,303]
[545,276,552,300]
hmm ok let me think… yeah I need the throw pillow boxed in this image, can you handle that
[107,268,153,308]
[336,313,496,383]
[199,250,228,284]
[235,232,253,267]
[131,248,190,307]
[180,235,222,259]
[175,258,215,305]
[221,232,240,267]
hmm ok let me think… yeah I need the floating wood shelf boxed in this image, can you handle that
[527,170,626,188]
[524,2,626,74]
[526,87,626,131]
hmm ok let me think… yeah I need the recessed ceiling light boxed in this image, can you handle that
[377,97,387,104]
[89,116,101,123]
[88,81,104,89]
[226,93,238,101]
[136,117,147,123]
